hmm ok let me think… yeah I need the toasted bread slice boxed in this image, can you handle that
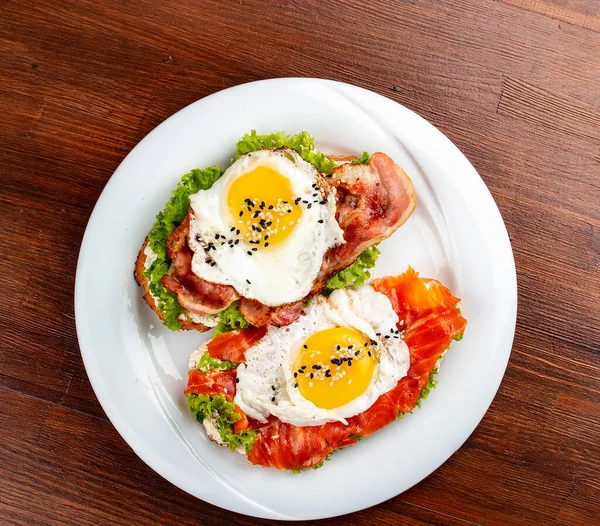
[134,237,211,331]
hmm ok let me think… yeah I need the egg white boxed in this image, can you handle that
[187,149,344,306]
[232,285,410,427]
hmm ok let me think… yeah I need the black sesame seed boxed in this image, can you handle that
[294,383,298,388]
[385,335,390,339]
[271,397,275,402]
[325,370,331,377]
[303,344,308,349]
[310,373,314,379]
[268,205,274,210]
[348,360,353,367]
[252,248,257,251]
[312,193,318,197]
[368,351,372,357]
[236,229,240,235]
[196,235,202,242]
[235,239,239,245]
[239,211,244,217]
[355,351,360,356]
[364,342,368,347]
[235,378,239,383]
[317,219,324,223]
[283,200,288,204]
[307,203,312,208]
[300,365,307,370]
[272,385,276,390]
[264,242,269,247]
[294,372,298,378]
[320,199,327,205]
[376,333,381,336]
[246,279,251,284]
[247,251,252,256]
[348,345,354,349]
[312,365,318,370]
[254,211,260,218]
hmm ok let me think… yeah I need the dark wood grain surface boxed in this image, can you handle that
[1,0,599,524]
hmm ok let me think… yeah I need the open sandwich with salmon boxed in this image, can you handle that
[186,267,466,471]
[135,130,466,471]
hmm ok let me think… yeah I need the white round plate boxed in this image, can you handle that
[75,78,517,520]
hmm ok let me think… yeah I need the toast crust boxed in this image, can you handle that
[134,237,210,331]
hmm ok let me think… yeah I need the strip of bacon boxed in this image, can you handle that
[207,326,268,363]
[237,298,305,328]
[161,216,239,314]
[322,153,416,268]
[247,270,466,470]
[184,368,237,400]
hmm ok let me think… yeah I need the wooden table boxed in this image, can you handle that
[2,1,599,524]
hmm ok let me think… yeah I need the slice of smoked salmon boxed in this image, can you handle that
[184,368,237,400]
[207,326,268,363]
[246,269,467,470]
[372,267,460,328]
[248,419,358,470]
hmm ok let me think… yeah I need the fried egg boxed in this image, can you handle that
[232,285,410,426]
[188,149,344,306]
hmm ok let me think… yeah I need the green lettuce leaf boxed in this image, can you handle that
[323,245,381,294]
[214,301,251,337]
[187,394,257,454]
[415,364,439,409]
[143,166,223,330]
[197,351,238,372]
[351,152,370,165]
[236,130,336,174]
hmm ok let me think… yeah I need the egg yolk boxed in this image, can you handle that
[227,166,302,248]
[293,327,376,410]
